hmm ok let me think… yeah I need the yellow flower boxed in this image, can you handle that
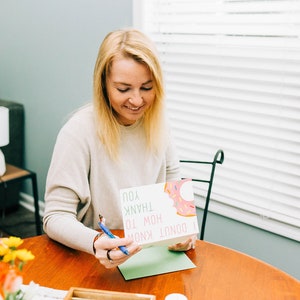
[2,252,17,264]
[0,236,35,298]
[1,237,23,249]
[15,249,35,262]
[0,246,9,257]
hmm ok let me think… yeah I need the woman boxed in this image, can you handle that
[43,28,195,269]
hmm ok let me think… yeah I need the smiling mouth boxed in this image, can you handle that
[124,105,144,111]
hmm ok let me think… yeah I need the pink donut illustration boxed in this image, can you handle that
[164,179,196,217]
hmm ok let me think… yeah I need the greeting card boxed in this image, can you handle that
[120,179,199,247]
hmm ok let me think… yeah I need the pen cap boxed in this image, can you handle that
[165,293,188,300]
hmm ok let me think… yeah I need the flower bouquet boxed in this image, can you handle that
[0,237,34,300]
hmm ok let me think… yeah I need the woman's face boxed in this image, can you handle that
[106,56,155,126]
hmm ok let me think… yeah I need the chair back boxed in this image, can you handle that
[180,149,224,240]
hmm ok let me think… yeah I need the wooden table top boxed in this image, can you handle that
[0,164,30,182]
[21,233,300,300]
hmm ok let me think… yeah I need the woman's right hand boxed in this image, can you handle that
[93,234,141,269]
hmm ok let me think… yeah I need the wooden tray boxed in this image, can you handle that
[64,287,156,300]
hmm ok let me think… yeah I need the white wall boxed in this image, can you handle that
[0,0,133,198]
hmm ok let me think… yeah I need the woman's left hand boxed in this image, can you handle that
[168,234,197,251]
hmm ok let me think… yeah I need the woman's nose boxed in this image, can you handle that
[129,94,143,106]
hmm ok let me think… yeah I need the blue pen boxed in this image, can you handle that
[98,215,129,255]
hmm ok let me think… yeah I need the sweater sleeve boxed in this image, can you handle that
[43,110,99,254]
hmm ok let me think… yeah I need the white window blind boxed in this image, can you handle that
[134,0,300,241]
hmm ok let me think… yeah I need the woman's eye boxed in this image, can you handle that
[117,88,129,93]
[116,86,153,93]
[141,86,153,91]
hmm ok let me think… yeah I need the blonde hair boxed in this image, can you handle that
[93,28,166,159]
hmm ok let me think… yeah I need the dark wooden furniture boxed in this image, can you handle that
[0,164,42,235]
[21,231,300,300]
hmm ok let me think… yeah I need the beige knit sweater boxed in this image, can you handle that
[43,104,180,254]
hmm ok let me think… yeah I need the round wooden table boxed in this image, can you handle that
[21,233,300,300]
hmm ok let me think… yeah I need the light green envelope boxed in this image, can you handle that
[118,246,196,280]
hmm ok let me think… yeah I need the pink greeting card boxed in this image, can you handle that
[120,179,199,247]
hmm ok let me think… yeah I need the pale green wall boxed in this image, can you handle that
[1,0,299,283]
[0,0,132,198]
